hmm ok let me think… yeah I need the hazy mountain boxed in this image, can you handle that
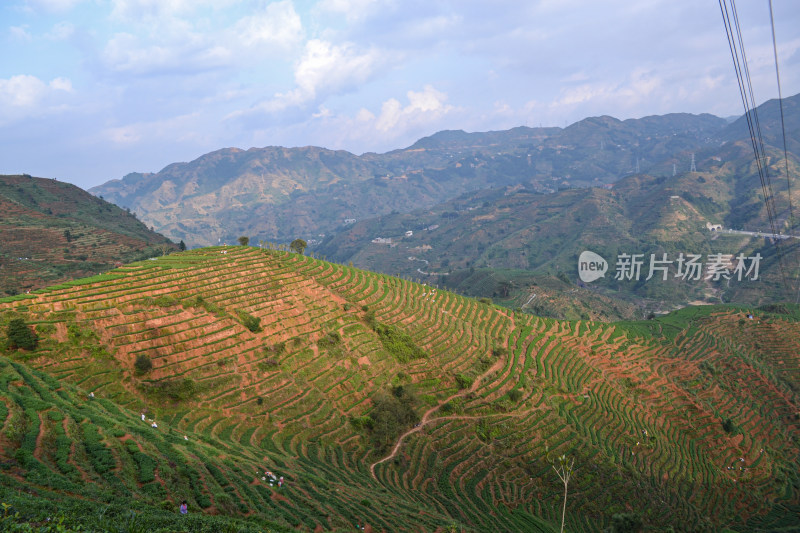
[0,174,177,296]
[90,112,729,248]
[316,130,800,311]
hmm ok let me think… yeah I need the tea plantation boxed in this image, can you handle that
[1,246,798,531]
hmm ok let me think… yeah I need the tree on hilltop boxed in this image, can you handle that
[238,236,249,246]
[290,238,307,255]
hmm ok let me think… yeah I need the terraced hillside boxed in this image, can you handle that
[0,174,177,297]
[1,246,799,531]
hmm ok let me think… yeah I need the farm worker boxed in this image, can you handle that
[151,422,158,428]
[141,413,145,421]
[179,501,188,514]
[89,392,94,399]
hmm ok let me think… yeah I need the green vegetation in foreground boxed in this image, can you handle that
[0,357,291,532]
[0,488,287,532]
[0,246,798,532]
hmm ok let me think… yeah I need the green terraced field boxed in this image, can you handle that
[1,246,799,532]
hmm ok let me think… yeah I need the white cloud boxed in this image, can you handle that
[109,0,235,22]
[49,77,73,92]
[316,0,381,22]
[100,2,303,77]
[375,85,452,132]
[105,125,141,144]
[355,107,375,122]
[0,75,72,107]
[9,25,32,41]
[102,111,206,146]
[233,1,303,49]
[546,69,663,118]
[24,0,86,12]
[46,21,75,40]
[262,39,383,111]
[400,14,460,41]
[312,105,332,118]
[102,31,232,75]
[297,85,456,152]
[0,74,73,125]
[0,75,47,107]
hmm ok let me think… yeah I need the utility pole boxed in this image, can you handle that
[690,153,696,172]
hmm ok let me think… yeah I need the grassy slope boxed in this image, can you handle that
[0,246,799,532]
[0,174,177,297]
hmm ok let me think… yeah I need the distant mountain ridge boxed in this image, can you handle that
[90,109,732,248]
[316,94,800,310]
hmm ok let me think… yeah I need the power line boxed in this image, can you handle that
[768,0,800,302]
[718,0,791,293]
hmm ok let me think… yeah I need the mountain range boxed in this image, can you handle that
[89,109,733,249]
[317,136,800,313]
[85,94,800,313]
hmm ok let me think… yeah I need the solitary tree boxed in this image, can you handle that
[238,236,249,246]
[290,238,307,255]
[179,240,186,251]
[549,452,575,533]
[498,280,513,298]
[6,318,38,351]
[610,512,644,533]
[134,354,153,374]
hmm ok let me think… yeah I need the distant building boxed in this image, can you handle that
[344,218,356,225]
[371,237,392,244]
[405,230,413,237]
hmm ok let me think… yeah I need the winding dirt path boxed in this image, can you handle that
[370,349,510,479]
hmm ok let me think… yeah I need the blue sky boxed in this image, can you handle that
[1,0,799,189]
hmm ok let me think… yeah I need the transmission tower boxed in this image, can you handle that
[673,163,677,176]
[635,157,640,173]
[690,153,696,172]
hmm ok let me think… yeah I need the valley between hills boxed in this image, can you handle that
[1,246,799,531]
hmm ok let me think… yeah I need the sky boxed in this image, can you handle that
[1,0,799,190]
